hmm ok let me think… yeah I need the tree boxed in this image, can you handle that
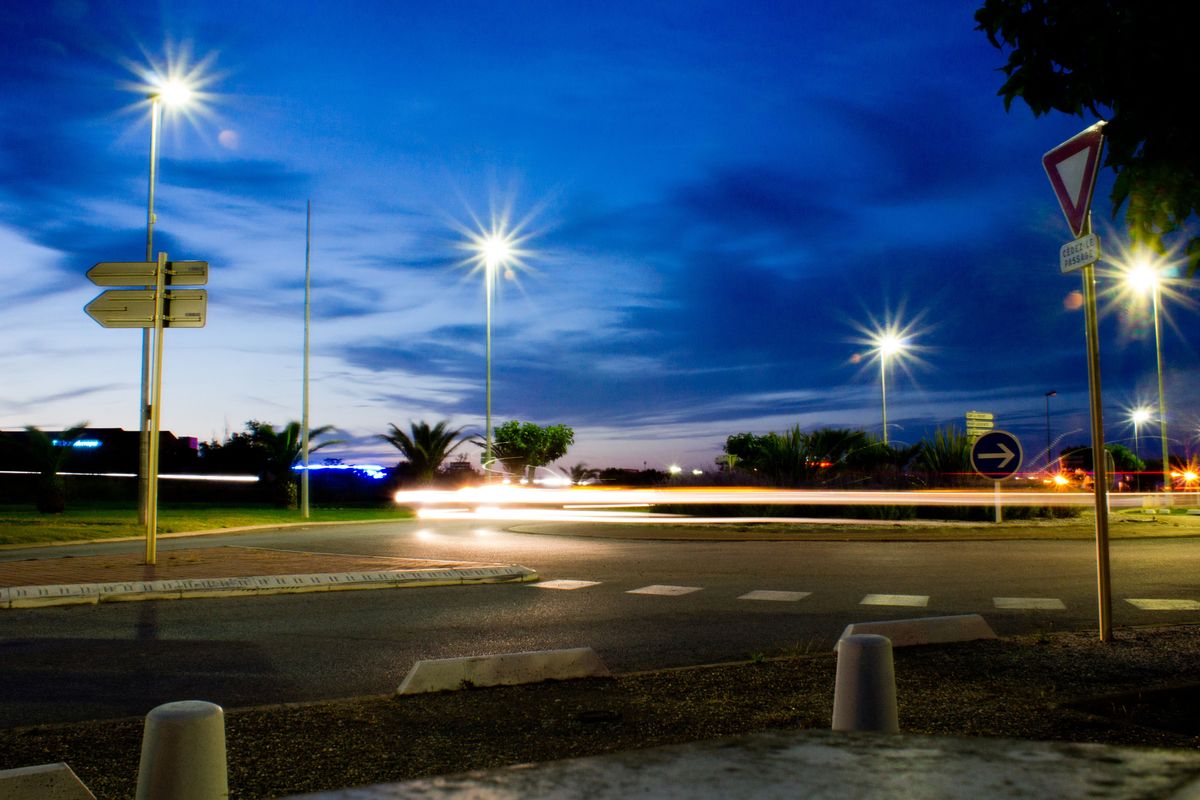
[568,462,600,485]
[231,420,339,507]
[21,423,88,513]
[488,421,575,479]
[916,427,974,486]
[976,1,1200,273]
[380,421,469,485]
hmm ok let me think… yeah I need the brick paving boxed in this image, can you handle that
[0,546,495,588]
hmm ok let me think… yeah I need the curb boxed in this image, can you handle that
[0,565,538,610]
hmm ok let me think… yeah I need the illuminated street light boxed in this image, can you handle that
[467,229,518,477]
[1129,406,1152,462]
[874,331,907,445]
[1125,256,1171,491]
[137,73,196,532]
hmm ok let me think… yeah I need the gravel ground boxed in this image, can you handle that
[3,624,1198,799]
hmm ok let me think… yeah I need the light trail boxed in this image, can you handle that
[396,485,1183,520]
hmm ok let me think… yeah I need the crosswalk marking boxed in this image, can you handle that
[993,597,1066,610]
[739,590,811,602]
[860,594,929,607]
[627,584,702,597]
[532,580,602,591]
[1126,598,1200,611]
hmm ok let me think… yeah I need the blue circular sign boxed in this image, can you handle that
[971,430,1023,480]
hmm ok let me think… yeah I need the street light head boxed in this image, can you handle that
[1131,407,1152,425]
[876,332,905,357]
[480,233,513,269]
[155,77,194,107]
[1125,258,1160,296]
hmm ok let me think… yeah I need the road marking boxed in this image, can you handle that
[860,594,929,607]
[739,590,812,602]
[531,580,601,591]
[627,584,702,597]
[1126,598,1200,611]
[993,597,1066,610]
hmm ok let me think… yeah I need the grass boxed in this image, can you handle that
[0,503,414,546]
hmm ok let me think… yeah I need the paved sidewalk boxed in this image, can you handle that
[0,545,537,609]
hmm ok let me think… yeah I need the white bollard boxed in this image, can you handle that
[135,701,228,800]
[831,634,898,733]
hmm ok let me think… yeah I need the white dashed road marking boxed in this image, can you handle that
[532,580,602,591]
[860,594,929,607]
[738,590,812,602]
[627,585,703,597]
[1126,598,1200,611]
[993,597,1067,610]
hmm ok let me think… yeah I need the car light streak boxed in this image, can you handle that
[397,485,1177,518]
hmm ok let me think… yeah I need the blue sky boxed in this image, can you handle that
[1,0,1197,472]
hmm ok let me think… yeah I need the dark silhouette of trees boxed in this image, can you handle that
[976,0,1200,273]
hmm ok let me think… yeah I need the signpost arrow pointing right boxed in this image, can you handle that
[977,442,1015,469]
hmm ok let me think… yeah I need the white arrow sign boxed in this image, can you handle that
[977,442,1016,469]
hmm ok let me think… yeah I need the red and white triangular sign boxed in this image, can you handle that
[1042,122,1105,238]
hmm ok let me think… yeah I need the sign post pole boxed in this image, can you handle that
[1081,221,1113,641]
[145,251,168,566]
[1043,123,1112,642]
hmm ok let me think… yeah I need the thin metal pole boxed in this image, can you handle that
[1045,391,1056,470]
[485,257,494,475]
[140,97,162,527]
[146,251,168,566]
[301,200,312,518]
[1080,219,1112,641]
[880,354,888,446]
[1152,284,1170,491]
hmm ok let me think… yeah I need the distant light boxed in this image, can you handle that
[53,439,101,448]
[668,464,683,475]
[480,234,513,268]
[692,469,703,476]
[1130,408,1153,425]
[1183,471,1198,484]
[1053,474,1070,487]
[293,463,388,480]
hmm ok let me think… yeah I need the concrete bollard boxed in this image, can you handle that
[135,701,228,800]
[831,634,898,733]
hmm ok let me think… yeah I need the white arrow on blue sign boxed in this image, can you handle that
[970,430,1023,480]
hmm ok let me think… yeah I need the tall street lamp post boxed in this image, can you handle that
[479,234,512,476]
[1044,390,1057,470]
[1131,407,1152,464]
[875,333,905,446]
[139,78,192,525]
[1126,260,1171,491]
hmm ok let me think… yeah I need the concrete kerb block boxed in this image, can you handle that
[0,762,96,799]
[397,647,611,694]
[8,584,99,609]
[0,587,10,609]
[836,614,997,649]
[135,700,227,800]
[832,634,898,733]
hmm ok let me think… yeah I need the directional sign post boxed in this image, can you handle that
[972,430,1022,525]
[1044,123,1113,642]
[83,254,209,564]
[971,430,1023,480]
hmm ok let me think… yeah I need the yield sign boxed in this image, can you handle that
[1042,122,1105,238]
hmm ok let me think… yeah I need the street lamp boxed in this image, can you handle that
[1125,257,1171,491]
[874,332,906,445]
[1130,406,1152,463]
[1044,390,1057,471]
[138,76,194,526]
[472,231,514,476]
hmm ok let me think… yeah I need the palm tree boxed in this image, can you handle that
[917,426,973,487]
[569,462,599,485]
[250,421,339,507]
[22,423,88,513]
[380,421,468,485]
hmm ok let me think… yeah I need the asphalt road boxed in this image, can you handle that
[2,519,1199,727]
